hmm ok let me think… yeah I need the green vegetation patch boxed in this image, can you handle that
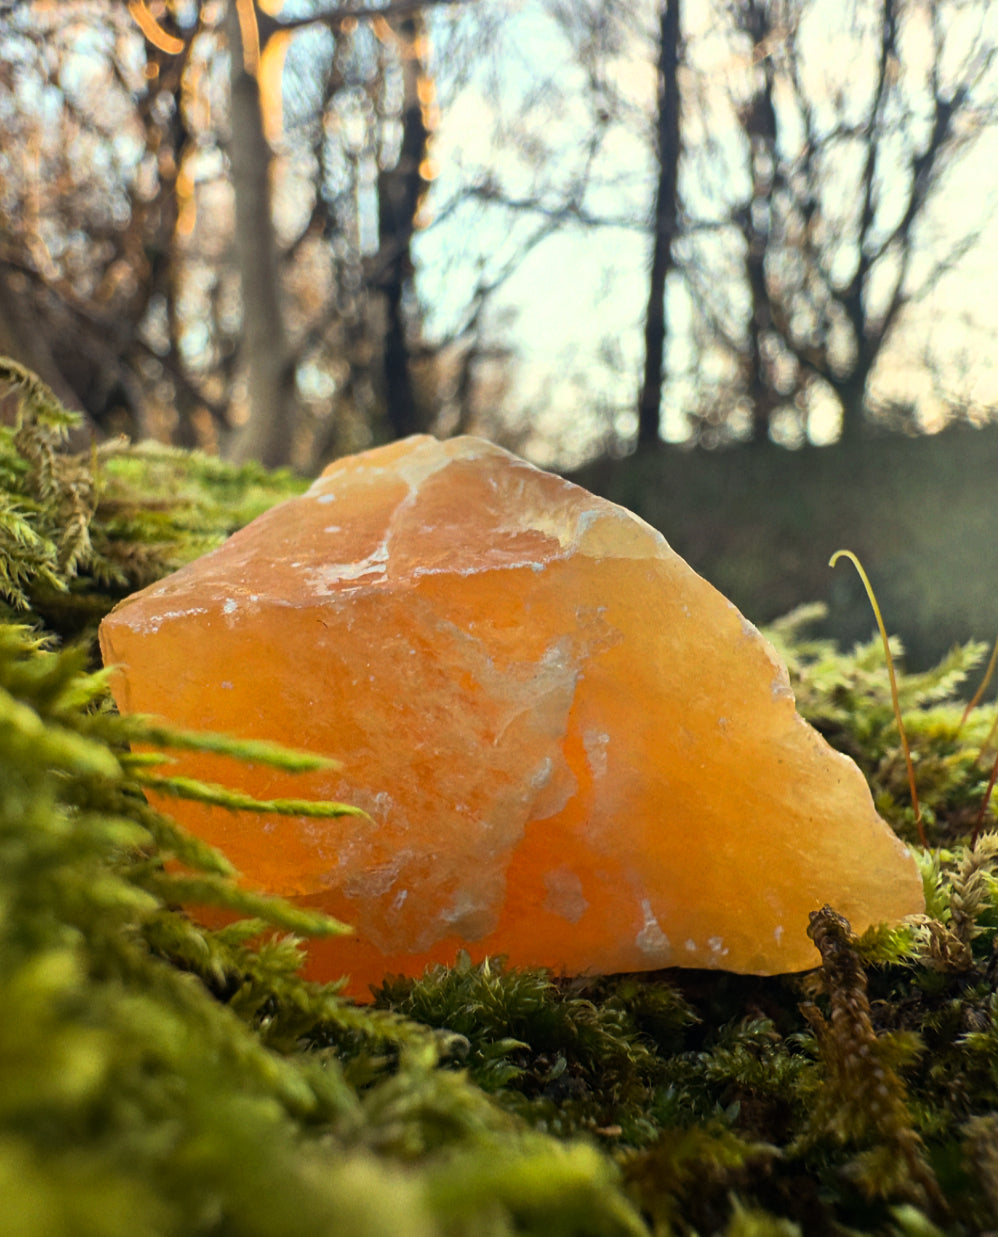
[5,362,998,1234]
[0,357,306,644]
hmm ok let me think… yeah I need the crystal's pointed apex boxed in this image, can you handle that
[100,434,924,996]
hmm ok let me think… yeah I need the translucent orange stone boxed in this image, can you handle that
[99,435,924,996]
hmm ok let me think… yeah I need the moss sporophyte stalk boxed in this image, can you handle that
[6,357,998,1233]
[830,549,925,847]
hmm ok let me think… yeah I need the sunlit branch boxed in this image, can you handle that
[236,0,261,76]
[127,0,185,55]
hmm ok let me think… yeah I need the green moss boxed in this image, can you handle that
[8,359,998,1232]
[0,620,648,1237]
[0,359,306,647]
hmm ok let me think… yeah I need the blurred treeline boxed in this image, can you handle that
[576,421,998,670]
[1,0,997,471]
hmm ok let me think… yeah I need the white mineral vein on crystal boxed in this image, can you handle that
[543,867,589,924]
[770,664,795,701]
[440,889,492,939]
[583,729,609,778]
[636,899,671,959]
[530,757,553,790]
[133,606,208,634]
[308,541,390,589]
[395,438,458,490]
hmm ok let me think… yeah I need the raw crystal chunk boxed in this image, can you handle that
[99,435,924,995]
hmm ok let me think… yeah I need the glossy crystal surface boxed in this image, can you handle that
[99,435,924,995]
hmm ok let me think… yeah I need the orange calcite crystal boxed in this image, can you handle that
[100,435,924,996]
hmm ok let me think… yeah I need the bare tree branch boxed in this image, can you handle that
[260,0,470,41]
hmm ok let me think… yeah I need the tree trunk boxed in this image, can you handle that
[637,0,681,449]
[372,14,430,441]
[0,265,79,415]
[835,367,872,444]
[226,0,297,468]
[738,0,781,446]
[745,234,779,445]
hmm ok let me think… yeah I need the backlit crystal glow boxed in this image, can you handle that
[99,435,924,996]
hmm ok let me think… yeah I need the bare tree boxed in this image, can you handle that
[371,11,432,440]
[0,0,467,466]
[405,0,654,458]
[0,2,203,440]
[682,0,998,444]
[637,0,681,446]
[245,0,449,465]
[3,0,994,466]
[227,0,297,466]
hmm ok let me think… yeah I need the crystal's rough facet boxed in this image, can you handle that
[99,435,924,995]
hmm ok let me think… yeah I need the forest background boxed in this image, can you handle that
[2,0,997,662]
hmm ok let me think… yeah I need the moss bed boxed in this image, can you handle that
[3,361,998,1236]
